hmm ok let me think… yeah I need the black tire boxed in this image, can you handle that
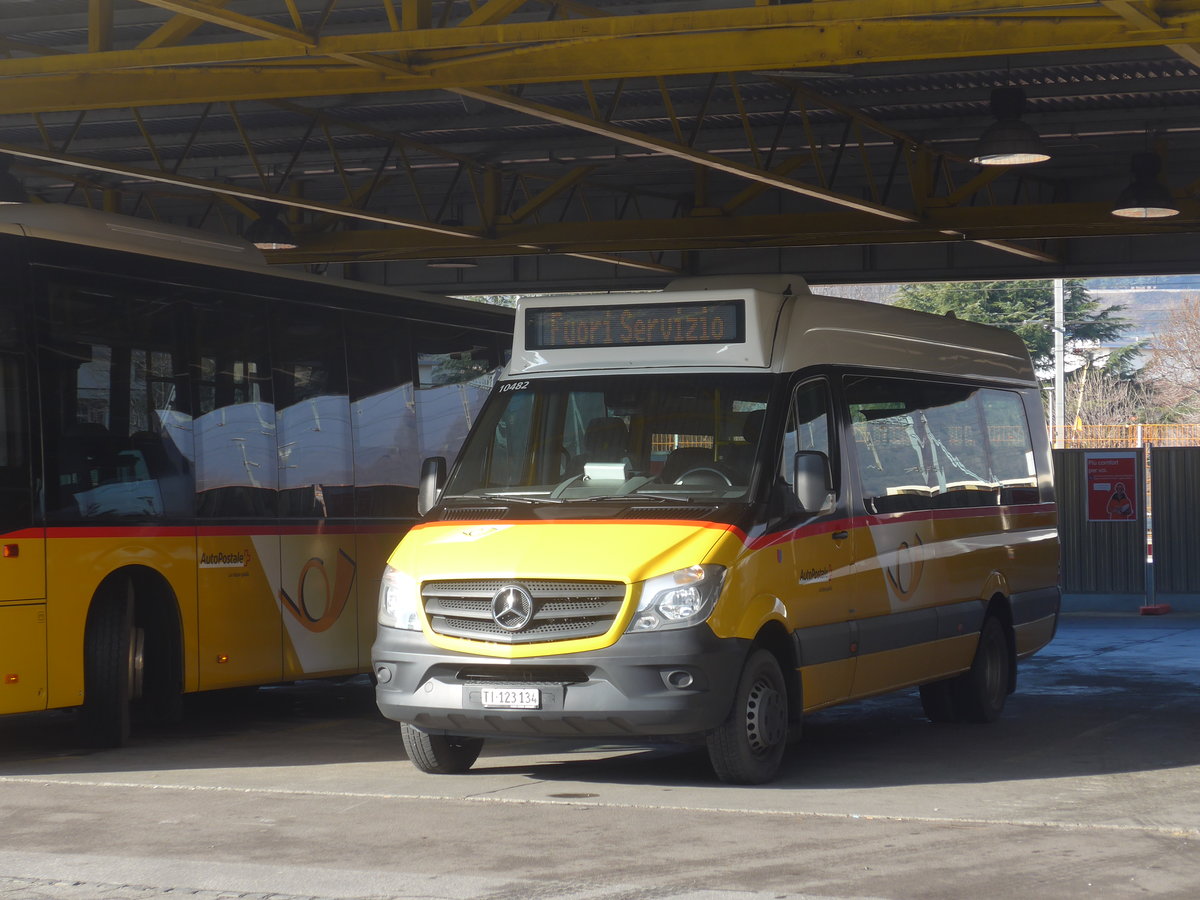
[400,722,484,774]
[953,615,1012,724]
[138,592,184,726]
[78,579,140,748]
[919,678,959,724]
[706,648,789,785]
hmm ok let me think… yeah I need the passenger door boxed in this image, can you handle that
[0,349,46,714]
[780,378,858,708]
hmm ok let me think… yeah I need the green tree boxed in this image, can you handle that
[894,279,1129,369]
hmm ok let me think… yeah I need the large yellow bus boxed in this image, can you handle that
[372,275,1059,784]
[0,204,512,747]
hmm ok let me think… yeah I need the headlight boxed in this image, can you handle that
[378,565,421,630]
[626,564,725,633]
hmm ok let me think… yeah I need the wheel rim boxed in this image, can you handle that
[129,626,146,701]
[744,675,787,755]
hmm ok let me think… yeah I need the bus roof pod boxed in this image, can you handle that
[0,203,266,268]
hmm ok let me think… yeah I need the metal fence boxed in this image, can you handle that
[1051,423,1200,449]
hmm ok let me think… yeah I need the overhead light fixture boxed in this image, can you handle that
[1111,151,1179,219]
[243,205,297,249]
[970,86,1050,166]
[0,154,28,204]
[426,258,479,269]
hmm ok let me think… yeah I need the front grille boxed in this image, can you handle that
[422,579,627,644]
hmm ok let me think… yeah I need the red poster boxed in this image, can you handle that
[1085,452,1138,522]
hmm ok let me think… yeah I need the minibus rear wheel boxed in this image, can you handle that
[706,648,789,785]
[953,615,1011,723]
[400,722,484,774]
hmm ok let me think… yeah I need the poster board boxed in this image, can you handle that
[1085,452,1138,522]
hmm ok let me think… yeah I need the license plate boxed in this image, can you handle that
[480,687,541,709]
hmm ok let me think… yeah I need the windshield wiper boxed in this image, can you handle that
[580,493,697,503]
[472,494,565,505]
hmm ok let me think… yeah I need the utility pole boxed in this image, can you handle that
[1054,278,1065,448]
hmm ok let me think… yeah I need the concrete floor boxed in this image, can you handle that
[1,613,1198,900]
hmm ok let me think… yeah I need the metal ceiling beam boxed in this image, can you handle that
[130,0,316,45]
[454,86,919,223]
[1,2,1198,114]
[263,201,1200,265]
[0,140,478,238]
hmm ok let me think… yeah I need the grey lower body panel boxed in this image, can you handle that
[1011,585,1061,627]
[372,627,749,740]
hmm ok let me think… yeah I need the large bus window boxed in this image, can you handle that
[38,277,192,521]
[0,353,31,533]
[273,305,352,519]
[346,312,417,518]
[415,325,499,466]
[194,296,275,518]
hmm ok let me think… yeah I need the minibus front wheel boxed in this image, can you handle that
[401,722,484,774]
[706,648,789,785]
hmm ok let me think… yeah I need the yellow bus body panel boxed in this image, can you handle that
[44,530,198,709]
[0,603,47,714]
[0,532,45,602]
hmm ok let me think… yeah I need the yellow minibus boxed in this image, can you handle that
[372,275,1059,783]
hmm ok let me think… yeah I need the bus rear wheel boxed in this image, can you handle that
[400,723,484,774]
[706,648,789,785]
[79,579,143,748]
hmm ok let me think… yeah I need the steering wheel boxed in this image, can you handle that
[674,466,733,487]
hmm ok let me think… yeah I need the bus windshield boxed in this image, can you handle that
[444,373,774,504]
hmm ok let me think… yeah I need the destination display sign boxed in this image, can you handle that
[525,300,745,350]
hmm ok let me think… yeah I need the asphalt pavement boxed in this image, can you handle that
[1,612,1198,900]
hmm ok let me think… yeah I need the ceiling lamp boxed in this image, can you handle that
[244,205,297,249]
[970,86,1050,166]
[1111,151,1179,219]
[0,154,28,203]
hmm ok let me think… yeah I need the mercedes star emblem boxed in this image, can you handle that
[491,584,535,631]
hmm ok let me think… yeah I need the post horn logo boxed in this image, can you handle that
[885,533,925,602]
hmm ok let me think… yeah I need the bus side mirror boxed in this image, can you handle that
[417,456,447,516]
[793,451,832,513]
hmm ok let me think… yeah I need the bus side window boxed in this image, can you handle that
[846,376,930,515]
[980,388,1039,504]
[194,296,275,519]
[273,306,352,519]
[40,280,193,521]
[346,312,417,518]
[0,353,31,533]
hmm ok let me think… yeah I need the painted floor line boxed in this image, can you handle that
[3,774,1197,839]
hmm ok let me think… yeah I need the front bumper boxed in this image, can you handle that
[372,626,749,740]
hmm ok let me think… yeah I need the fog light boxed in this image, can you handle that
[666,669,694,689]
[375,665,393,684]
